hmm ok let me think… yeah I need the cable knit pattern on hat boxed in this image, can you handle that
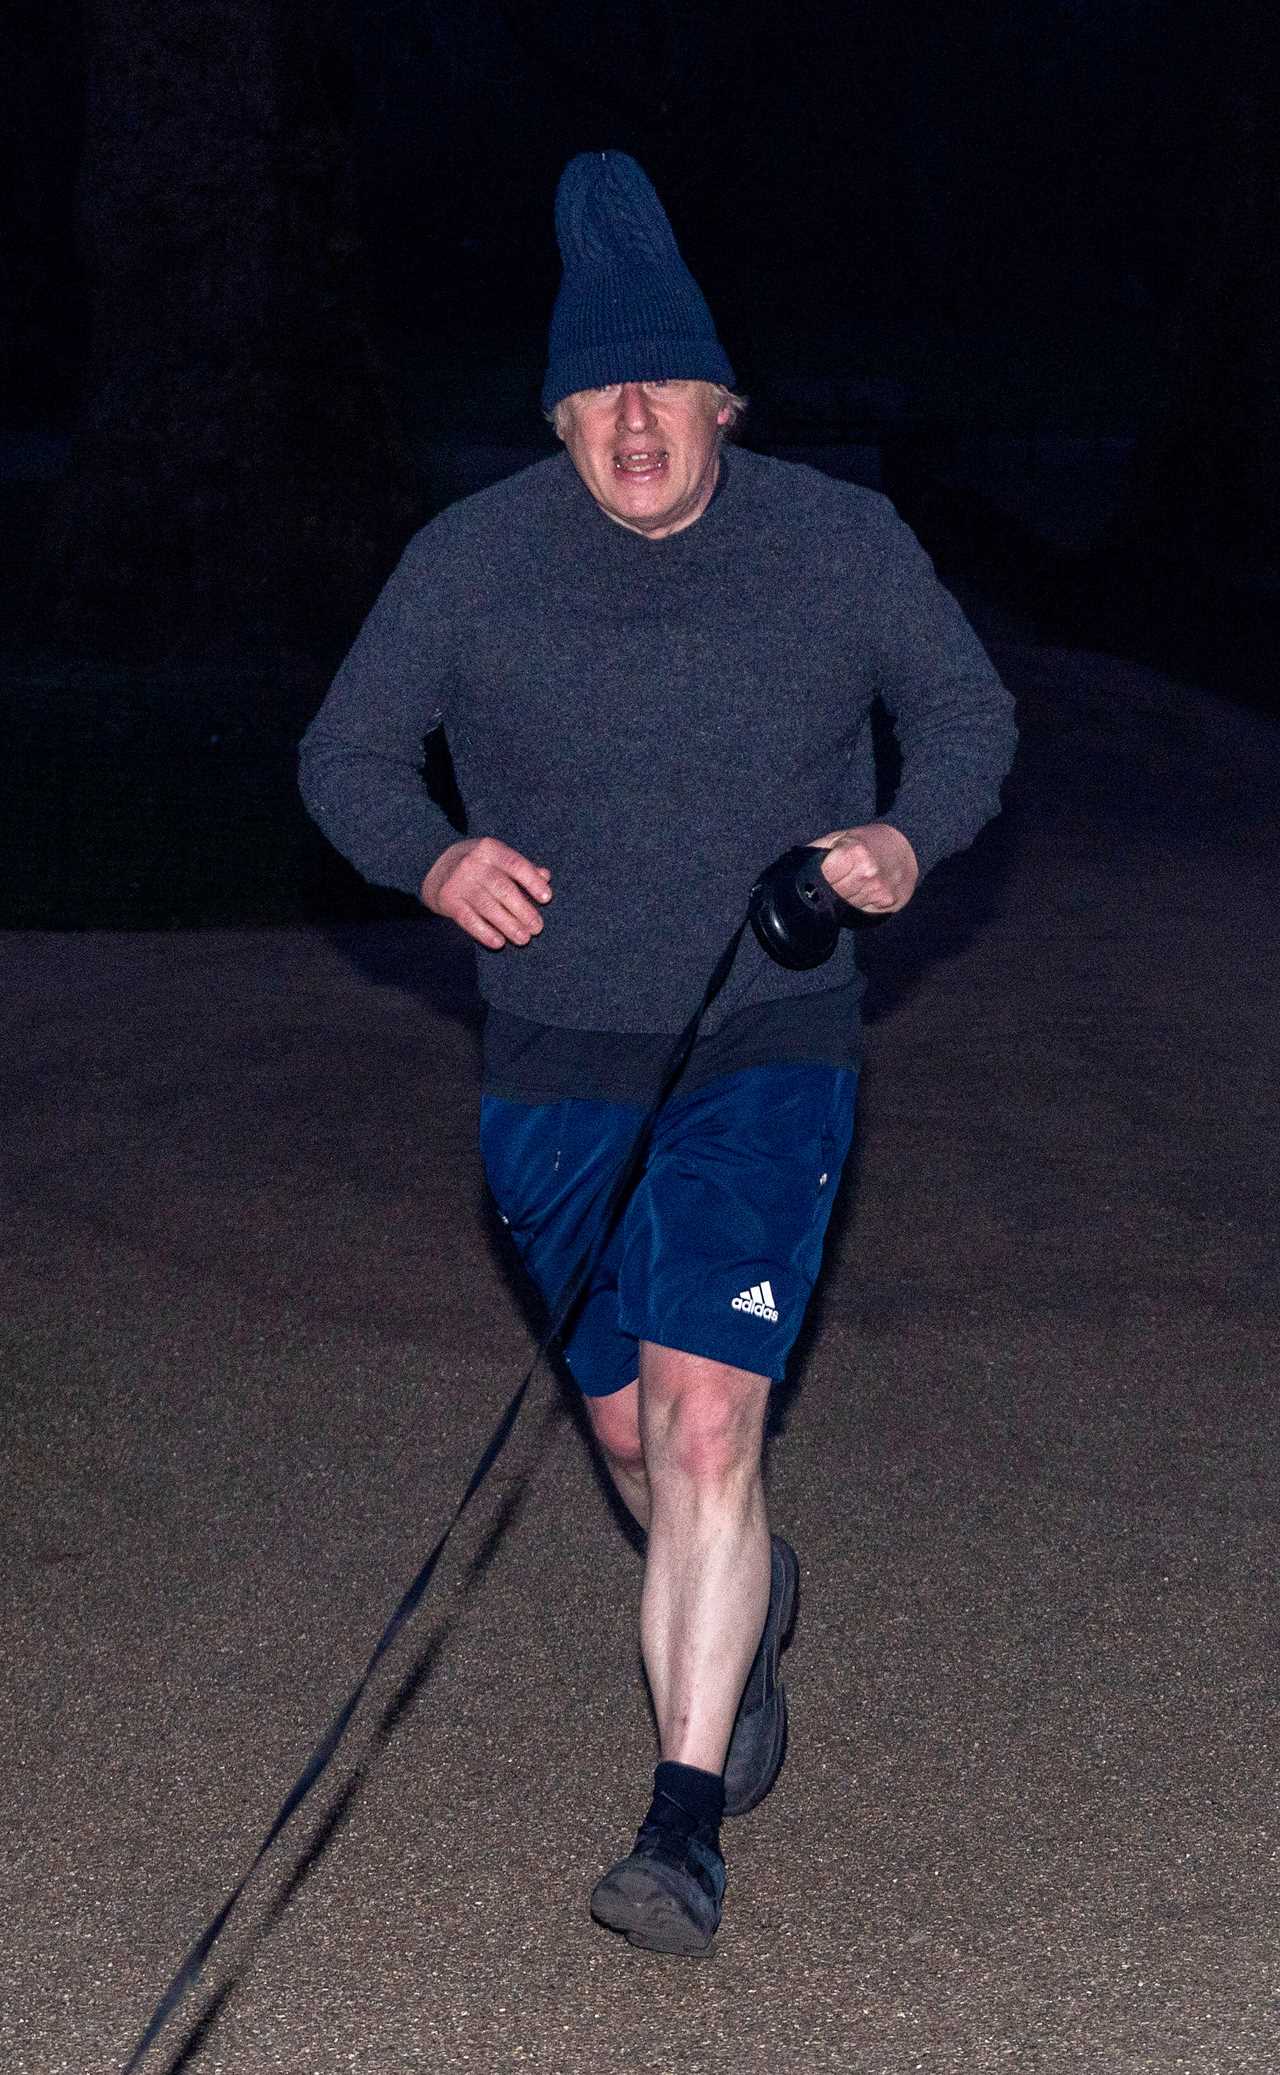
[555,151,682,265]
[542,151,735,410]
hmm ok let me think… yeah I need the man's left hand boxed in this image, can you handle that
[810,823,920,914]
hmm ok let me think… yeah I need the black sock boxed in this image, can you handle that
[646,1761,725,1850]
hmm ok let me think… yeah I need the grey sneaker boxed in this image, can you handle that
[590,1820,725,1956]
[722,1534,799,1817]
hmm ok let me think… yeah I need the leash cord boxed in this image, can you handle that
[123,917,747,2070]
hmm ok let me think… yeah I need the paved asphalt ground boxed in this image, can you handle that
[4,640,1278,2073]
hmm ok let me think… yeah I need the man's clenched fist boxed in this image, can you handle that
[421,837,552,950]
[810,822,919,915]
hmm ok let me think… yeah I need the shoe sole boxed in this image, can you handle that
[724,1685,789,1818]
[722,1538,799,1817]
[590,1868,717,1957]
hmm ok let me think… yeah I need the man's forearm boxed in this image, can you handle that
[298,729,457,898]
[885,669,1018,878]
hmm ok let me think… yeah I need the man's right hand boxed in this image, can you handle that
[420,837,552,950]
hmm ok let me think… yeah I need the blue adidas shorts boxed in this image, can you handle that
[479,1062,857,1397]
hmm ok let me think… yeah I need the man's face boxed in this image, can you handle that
[557,379,731,539]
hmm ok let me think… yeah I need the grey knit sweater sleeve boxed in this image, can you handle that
[298,530,460,897]
[861,497,1016,877]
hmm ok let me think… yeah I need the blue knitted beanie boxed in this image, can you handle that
[541,152,735,412]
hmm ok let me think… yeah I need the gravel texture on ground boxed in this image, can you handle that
[3,643,1277,2073]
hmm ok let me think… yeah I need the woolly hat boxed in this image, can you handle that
[541,151,735,412]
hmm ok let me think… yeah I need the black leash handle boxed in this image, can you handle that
[123,918,747,2071]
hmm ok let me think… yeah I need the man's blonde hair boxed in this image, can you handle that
[550,382,748,441]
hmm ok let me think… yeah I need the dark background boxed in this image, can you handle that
[2,0,1277,925]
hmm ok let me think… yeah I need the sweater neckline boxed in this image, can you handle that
[566,447,737,556]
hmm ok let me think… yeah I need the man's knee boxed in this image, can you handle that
[641,1346,769,1487]
[587,1380,645,1478]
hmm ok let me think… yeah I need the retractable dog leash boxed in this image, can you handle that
[123,848,857,2070]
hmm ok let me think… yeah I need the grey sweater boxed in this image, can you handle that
[299,448,1015,1039]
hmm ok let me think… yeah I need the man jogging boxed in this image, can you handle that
[299,150,1016,1956]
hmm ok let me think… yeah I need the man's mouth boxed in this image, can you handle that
[613,450,668,476]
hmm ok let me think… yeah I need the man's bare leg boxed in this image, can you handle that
[639,1344,772,1772]
[586,1379,650,1528]
[586,1346,774,1951]
[590,1344,772,1773]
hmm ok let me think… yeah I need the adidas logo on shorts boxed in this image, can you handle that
[731,1279,779,1323]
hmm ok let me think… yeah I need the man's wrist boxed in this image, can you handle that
[421,841,466,910]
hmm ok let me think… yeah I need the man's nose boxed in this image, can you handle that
[616,382,654,430]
